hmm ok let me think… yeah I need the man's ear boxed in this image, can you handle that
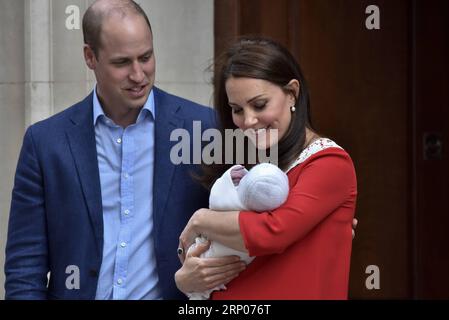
[285,79,300,103]
[84,45,97,70]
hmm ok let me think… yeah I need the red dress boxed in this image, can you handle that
[212,143,357,300]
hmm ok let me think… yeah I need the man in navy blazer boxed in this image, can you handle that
[4,0,243,299]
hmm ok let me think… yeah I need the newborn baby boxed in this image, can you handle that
[187,162,289,300]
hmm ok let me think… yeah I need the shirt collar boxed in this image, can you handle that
[92,86,155,126]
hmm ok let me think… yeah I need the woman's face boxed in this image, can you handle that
[225,76,298,149]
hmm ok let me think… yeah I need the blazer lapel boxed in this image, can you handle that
[153,88,184,240]
[65,93,103,255]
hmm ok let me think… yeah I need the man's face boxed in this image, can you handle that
[86,13,155,116]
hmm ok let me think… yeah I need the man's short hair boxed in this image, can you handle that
[82,0,152,58]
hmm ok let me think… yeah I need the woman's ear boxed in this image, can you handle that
[285,79,300,102]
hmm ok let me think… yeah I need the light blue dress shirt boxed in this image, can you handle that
[93,88,162,300]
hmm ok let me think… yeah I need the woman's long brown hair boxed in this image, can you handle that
[199,36,314,189]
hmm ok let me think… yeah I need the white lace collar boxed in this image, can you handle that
[285,138,342,173]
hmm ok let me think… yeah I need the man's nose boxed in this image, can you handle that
[129,61,145,83]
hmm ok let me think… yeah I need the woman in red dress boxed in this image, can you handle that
[175,36,357,299]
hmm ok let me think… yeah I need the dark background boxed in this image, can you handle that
[214,0,449,299]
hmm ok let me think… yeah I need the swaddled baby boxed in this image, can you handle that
[187,162,289,300]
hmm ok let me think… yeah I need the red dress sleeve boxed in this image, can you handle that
[239,148,357,256]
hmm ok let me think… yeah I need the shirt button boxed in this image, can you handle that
[116,138,122,144]
[117,278,123,285]
[124,209,130,215]
[124,173,129,179]
[120,242,127,248]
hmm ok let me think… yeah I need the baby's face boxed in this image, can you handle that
[230,165,247,186]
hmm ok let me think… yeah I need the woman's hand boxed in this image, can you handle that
[178,208,207,263]
[178,208,245,259]
[175,240,246,294]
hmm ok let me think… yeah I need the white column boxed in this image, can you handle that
[0,0,26,300]
[24,0,53,126]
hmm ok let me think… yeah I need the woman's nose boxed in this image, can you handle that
[244,113,258,128]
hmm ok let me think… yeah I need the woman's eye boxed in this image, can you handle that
[232,108,243,114]
[254,103,266,110]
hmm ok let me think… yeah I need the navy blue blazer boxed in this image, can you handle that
[5,87,215,299]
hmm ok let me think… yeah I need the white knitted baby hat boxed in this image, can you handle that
[238,163,289,212]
